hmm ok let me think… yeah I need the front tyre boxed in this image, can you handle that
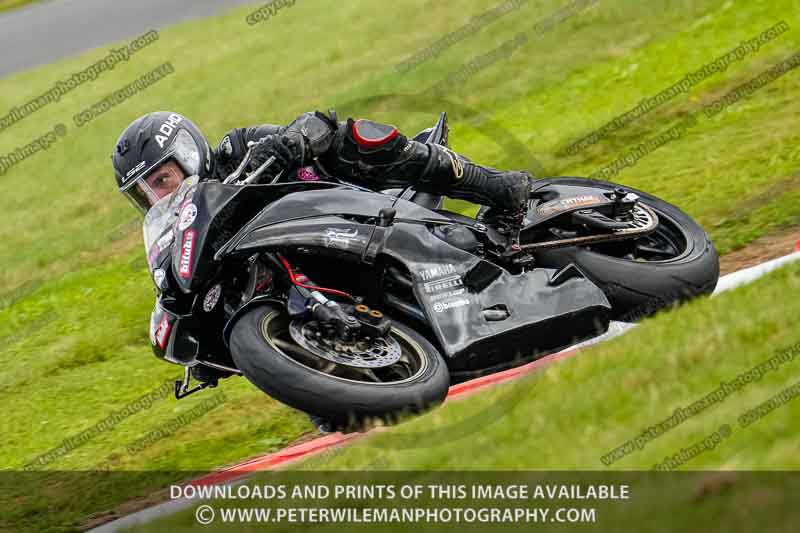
[230,304,450,429]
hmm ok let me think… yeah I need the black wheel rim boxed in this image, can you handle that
[588,208,690,263]
[259,310,429,386]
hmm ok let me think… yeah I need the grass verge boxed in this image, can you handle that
[1,0,799,530]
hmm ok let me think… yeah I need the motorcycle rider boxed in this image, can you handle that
[112,110,532,229]
[112,111,532,432]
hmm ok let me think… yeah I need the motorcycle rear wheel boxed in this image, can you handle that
[530,177,720,321]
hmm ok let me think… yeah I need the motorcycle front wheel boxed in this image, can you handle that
[230,304,450,429]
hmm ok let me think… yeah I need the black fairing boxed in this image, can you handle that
[150,180,342,363]
[220,188,453,263]
[376,222,610,368]
[224,188,611,367]
[171,181,341,292]
[149,298,199,365]
[226,188,452,233]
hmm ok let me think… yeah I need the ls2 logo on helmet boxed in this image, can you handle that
[155,113,183,148]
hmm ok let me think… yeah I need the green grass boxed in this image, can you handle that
[298,262,800,471]
[0,0,36,13]
[123,262,800,533]
[1,0,800,530]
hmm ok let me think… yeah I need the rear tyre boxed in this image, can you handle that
[230,304,450,429]
[530,177,719,321]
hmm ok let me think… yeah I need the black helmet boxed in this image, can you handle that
[112,111,214,213]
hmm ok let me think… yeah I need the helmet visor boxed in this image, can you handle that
[119,129,201,214]
[124,180,162,214]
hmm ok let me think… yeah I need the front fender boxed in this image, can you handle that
[222,296,283,347]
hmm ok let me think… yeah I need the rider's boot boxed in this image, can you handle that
[423,143,532,244]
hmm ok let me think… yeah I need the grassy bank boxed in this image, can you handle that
[124,257,800,532]
[0,0,36,14]
[1,0,799,530]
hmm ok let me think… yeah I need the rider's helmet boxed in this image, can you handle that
[112,111,214,213]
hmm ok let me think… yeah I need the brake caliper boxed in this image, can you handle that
[306,292,390,343]
[294,292,401,367]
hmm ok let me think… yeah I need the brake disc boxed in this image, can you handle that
[288,320,402,369]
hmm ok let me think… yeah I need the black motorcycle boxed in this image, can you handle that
[143,113,719,428]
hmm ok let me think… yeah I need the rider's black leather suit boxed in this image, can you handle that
[212,111,531,212]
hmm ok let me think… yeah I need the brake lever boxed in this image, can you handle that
[222,147,254,184]
[268,169,285,184]
[224,136,285,185]
[241,156,277,184]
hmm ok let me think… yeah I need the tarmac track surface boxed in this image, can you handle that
[0,0,258,78]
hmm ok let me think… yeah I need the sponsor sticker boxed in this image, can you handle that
[153,314,171,349]
[153,268,166,288]
[156,230,174,251]
[148,231,175,271]
[178,203,197,231]
[536,194,605,217]
[424,275,463,294]
[178,230,196,278]
[429,288,466,302]
[155,113,183,149]
[324,228,359,249]
[433,298,470,313]
[203,284,222,312]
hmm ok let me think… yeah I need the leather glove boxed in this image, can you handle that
[246,134,301,181]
